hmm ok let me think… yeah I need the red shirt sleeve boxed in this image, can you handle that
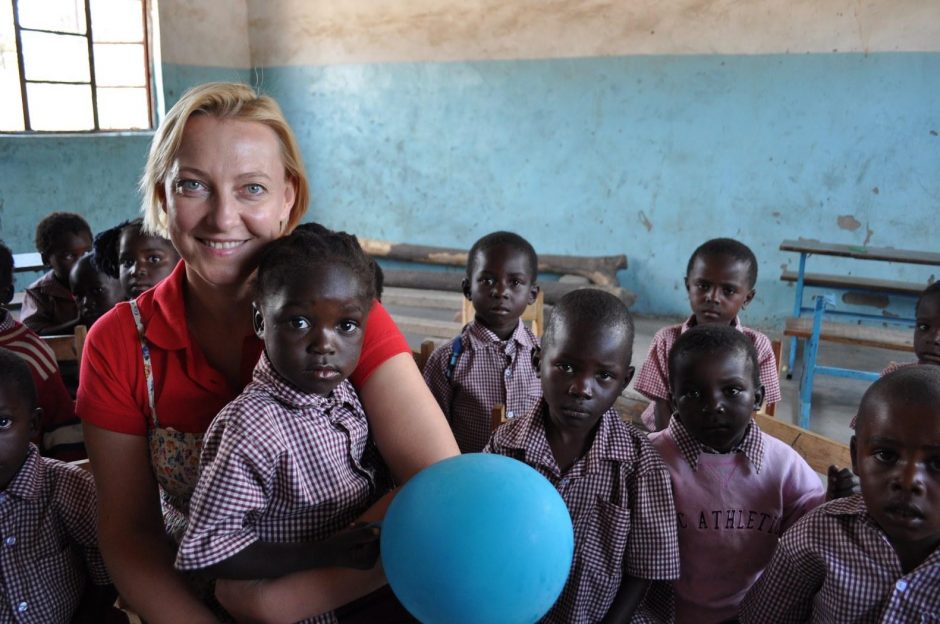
[76,304,150,436]
[350,301,410,388]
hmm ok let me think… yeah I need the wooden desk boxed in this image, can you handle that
[779,239,937,375]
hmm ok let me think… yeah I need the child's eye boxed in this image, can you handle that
[555,363,574,374]
[684,390,701,400]
[916,323,930,332]
[723,287,737,296]
[725,387,743,397]
[288,318,310,330]
[0,417,11,429]
[596,371,614,381]
[696,281,709,291]
[147,255,164,264]
[338,320,360,334]
[873,449,898,464]
[480,277,495,286]
[121,259,134,269]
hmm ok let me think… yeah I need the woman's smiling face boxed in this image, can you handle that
[163,115,296,288]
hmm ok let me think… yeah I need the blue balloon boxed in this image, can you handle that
[381,453,573,624]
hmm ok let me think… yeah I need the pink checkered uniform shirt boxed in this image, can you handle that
[484,400,680,624]
[424,319,541,452]
[176,354,391,623]
[634,316,781,430]
[740,494,940,623]
[0,445,110,623]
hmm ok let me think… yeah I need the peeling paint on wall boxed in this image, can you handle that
[837,215,862,231]
[638,211,653,232]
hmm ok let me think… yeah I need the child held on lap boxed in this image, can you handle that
[0,349,119,623]
[647,325,826,623]
[92,217,180,300]
[20,212,93,336]
[68,252,125,329]
[484,290,680,624]
[635,238,780,431]
[424,231,541,452]
[0,241,80,461]
[741,366,940,623]
[176,226,392,622]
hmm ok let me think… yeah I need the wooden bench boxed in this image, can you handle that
[41,325,88,364]
[780,271,926,298]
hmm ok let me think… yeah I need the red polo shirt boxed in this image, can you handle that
[76,262,409,435]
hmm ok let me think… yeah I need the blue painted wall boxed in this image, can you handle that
[260,53,940,325]
[2,55,938,325]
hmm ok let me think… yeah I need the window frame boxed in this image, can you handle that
[7,0,155,133]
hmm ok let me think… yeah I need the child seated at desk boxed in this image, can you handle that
[68,252,125,328]
[20,212,92,336]
[485,289,680,623]
[424,231,541,453]
[92,217,180,300]
[647,325,826,623]
[0,348,119,623]
[635,237,780,431]
[176,225,393,622]
[741,365,940,622]
[883,281,940,375]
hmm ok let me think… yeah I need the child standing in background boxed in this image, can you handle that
[648,325,825,623]
[0,349,119,623]
[20,212,92,335]
[635,238,780,431]
[92,217,180,299]
[424,231,541,453]
[741,366,940,622]
[68,252,125,328]
[485,290,680,623]
[176,226,393,622]
[0,241,81,461]
[882,281,940,375]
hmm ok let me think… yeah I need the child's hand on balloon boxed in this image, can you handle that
[322,522,382,569]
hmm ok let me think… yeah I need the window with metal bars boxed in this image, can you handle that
[0,0,153,132]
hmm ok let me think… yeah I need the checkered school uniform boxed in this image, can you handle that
[176,354,392,624]
[740,494,940,623]
[424,319,541,452]
[484,400,680,624]
[634,316,781,430]
[0,445,110,623]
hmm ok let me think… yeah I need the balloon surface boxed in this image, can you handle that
[381,453,574,624]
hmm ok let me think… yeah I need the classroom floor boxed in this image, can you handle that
[393,298,904,448]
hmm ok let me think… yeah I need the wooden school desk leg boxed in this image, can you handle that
[766,339,780,417]
[786,252,808,379]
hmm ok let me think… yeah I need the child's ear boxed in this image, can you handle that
[461,278,472,301]
[850,435,859,475]
[622,365,635,391]
[668,391,678,415]
[251,302,265,338]
[531,345,542,377]
[742,288,756,308]
[683,275,691,292]
[29,407,42,437]
[0,283,13,306]
[527,283,540,305]
[753,384,765,412]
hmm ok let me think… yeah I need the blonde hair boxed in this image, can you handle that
[140,82,309,236]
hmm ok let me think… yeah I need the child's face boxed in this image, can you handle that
[685,253,755,326]
[69,258,124,326]
[671,349,764,453]
[0,382,40,491]
[119,228,181,298]
[47,231,92,283]
[537,319,634,432]
[914,294,940,366]
[255,264,370,396]
[852,400,940,562]
[463,245,538,339]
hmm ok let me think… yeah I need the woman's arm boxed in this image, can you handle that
[84,423,216,624]
[358,353,460,483]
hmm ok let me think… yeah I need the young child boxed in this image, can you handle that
[484,289,680,623]
[740,365,940,622]
[20,212,92,335]
[635,238,781,431]
[0,240,82,461]
[424,231,541,453]
[92,217,180,299]
[883,281,940,375]
[176,226,392,617]
[647,325,826,623]
[68,252,125,328]
[0,348,118,622]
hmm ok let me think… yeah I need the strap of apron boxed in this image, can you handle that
[128,299,159,429]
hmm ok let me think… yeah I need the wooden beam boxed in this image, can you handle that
[755,413,852,474]
[382,287,464,310]
[361,238,627,286]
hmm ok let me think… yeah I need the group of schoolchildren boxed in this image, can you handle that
[1,217,938,622]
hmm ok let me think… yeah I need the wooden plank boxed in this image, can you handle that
[361,238,627,286]
[780,271,926,297]
[42,334,80,362]
[784,317,913,352]
[391,314,463,339]
[382,269,636,307]
[755,413,852,473]
[382,287,464,310]
[12,252,44,272]
[780,239,940,267]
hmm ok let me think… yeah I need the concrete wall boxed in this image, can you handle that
[2,1,938,325]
